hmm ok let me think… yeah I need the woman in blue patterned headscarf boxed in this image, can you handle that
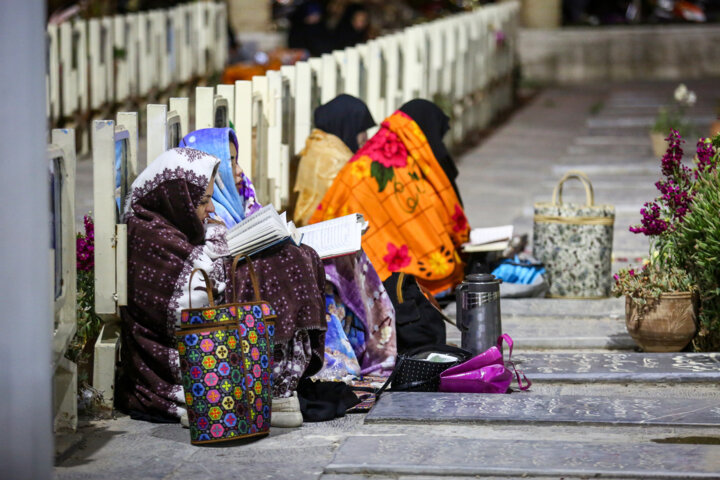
[179,128,261,227]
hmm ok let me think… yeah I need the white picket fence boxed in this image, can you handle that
[48,128,78,431]
[46,2,227,123]
[82,2,520,412]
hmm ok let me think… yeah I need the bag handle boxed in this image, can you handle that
[231,254,262,303]
[497,334,532,391]
[552,170,594,207]
[396,272,406,303]
[188,268,215,309]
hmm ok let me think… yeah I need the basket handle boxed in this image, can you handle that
[231,254,262,303]
[552,170,594,207]
[188,268,214,309]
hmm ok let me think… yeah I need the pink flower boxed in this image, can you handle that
[383,242,411,272]
[369,129,408,169]
[452,205,468,233]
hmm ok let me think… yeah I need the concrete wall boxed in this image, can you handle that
[518,25,720,84]
[0,0,54,478]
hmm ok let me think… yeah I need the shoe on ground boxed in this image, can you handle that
[180,411,189,429]
[271,391,303,428]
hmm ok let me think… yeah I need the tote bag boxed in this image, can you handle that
[533,170,615,298]
[176,257,276,445]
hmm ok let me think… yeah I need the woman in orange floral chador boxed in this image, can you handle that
[309,99,470,294]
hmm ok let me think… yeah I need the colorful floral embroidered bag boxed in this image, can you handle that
[176,257,276,445]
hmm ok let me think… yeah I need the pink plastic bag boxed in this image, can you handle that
[439,334,531,394]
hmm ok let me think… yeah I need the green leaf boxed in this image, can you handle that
[371,161,394,192]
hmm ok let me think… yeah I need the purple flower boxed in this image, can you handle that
[76,215,95,271]
[696,138,716,177]
[661,130,684,177]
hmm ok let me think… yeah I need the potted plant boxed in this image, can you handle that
[614,131,718,352]
[613,264,696,352]
[675,136,720,351]
[710,100,720,137]
[650,84,696,158]
[67,215,105,411]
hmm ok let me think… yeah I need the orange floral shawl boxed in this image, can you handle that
[309,111,470,294]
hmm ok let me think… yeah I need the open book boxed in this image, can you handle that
[462,225,513,253]
[226,205,302,257]
[297,213,368,259]
[226,205,367,259]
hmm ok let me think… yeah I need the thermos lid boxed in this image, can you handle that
[465,273,501,293]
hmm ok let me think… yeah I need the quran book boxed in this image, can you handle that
[462,225,514,253]
[297,213,367,259]
[226,204,302,256]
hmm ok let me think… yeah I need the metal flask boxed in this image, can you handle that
[456,273,502,356]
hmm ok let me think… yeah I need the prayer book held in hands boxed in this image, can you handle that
[226,205,367,259]
[226,204,303,257]
[296,213,368,259]
[462,225,514,253]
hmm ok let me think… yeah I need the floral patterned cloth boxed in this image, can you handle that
[309,110,470,294]
[323,251,396,376]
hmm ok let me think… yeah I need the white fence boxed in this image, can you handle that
[48,129,78,431]
[85,2,519,411]
[46,2,227,124]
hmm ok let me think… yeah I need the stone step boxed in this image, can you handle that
[444,303,634,351]
[325,435,720,479]
[515,352,720,383]
[574,136,652,146]
[587,115,716,128]
[366,392,720,428]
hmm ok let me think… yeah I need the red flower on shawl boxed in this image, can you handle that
[383,242,412,272]
[368,129,408,169]
[452,205,468,233]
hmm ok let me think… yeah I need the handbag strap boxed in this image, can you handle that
[497,334,531,391]
[375,356,404,398]
[231,254,262,303]
[552,170,594,207]
[375,344,472,398]
[396,272,406,303]
[188,268,214,309]
[398,272,457,327]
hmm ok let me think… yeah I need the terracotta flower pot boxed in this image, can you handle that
[625,292,697,352]
[649,131,667,158]
[710,119,720,137]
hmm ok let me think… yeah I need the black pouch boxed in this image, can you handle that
[377,344,472,394]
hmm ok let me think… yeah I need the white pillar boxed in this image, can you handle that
[0,1,53,478]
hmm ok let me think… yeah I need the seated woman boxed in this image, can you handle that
[309,99,470,296]
[117,148,227,422]
[179,128,327,427]
[293,94,376,226]
[184,126,396,383]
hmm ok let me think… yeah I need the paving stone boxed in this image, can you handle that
[366,392,720,427]
[587,115,716,128]
[325,435,720,478]
[500,298,625,318]
[574,136,652,146]
[515,352,720,383]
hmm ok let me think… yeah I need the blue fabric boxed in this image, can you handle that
[179,128,245,227]
[115,139,123,212]
[318,293,362,380]
[492,255,546,285]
